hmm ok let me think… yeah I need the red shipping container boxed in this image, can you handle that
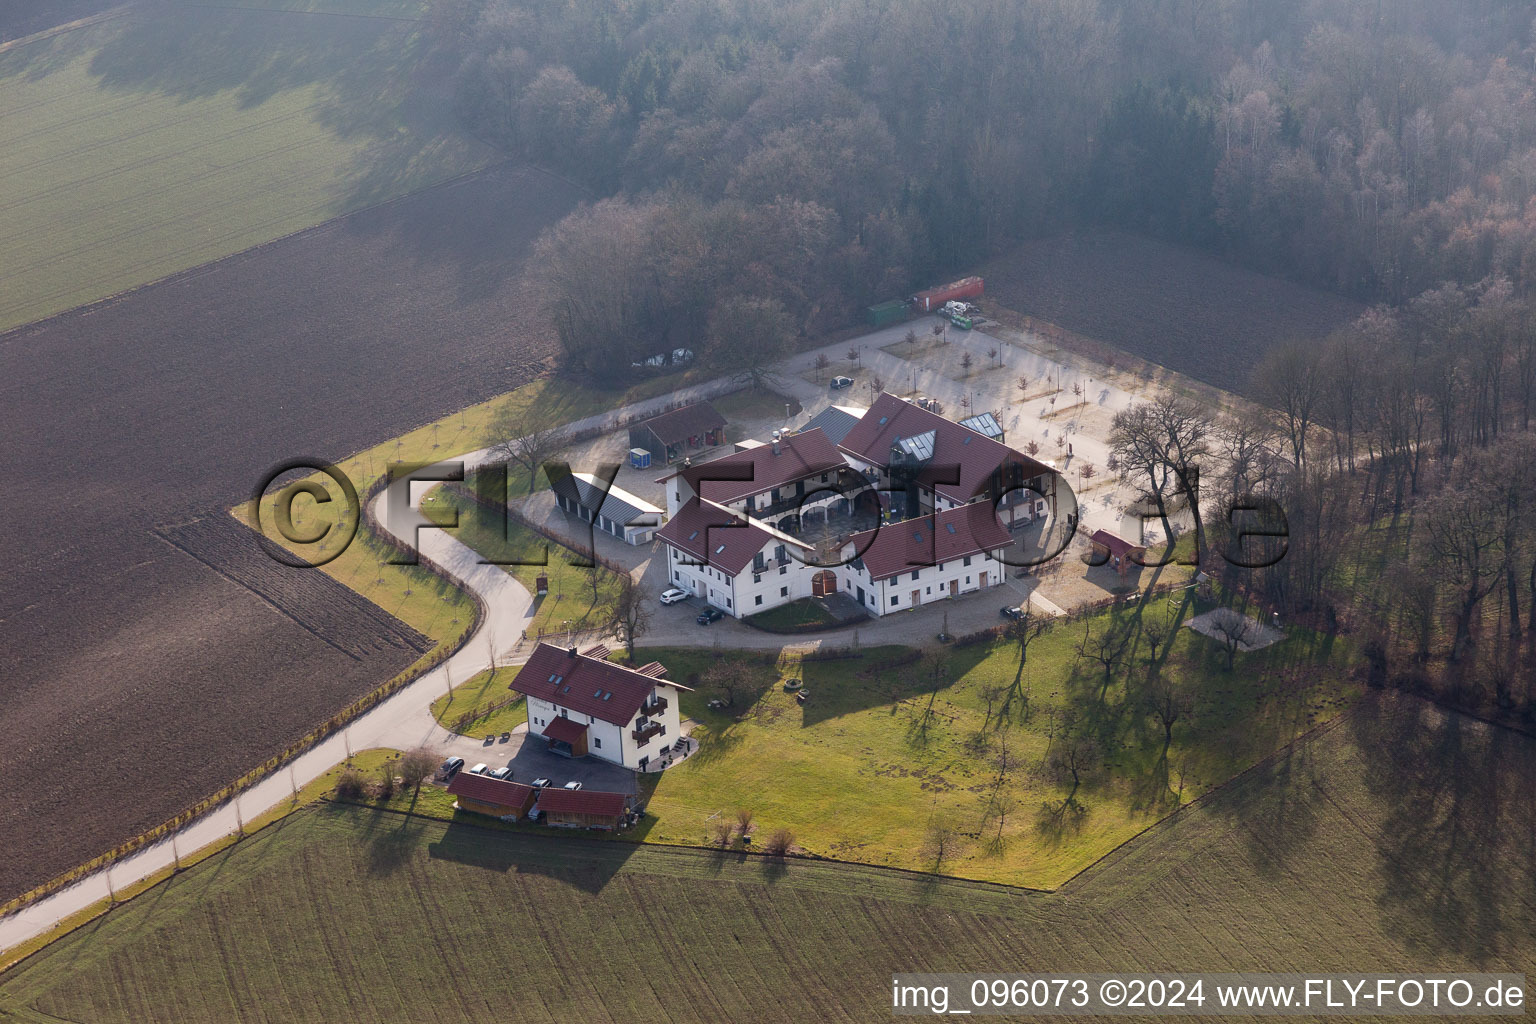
[911,276,984,312]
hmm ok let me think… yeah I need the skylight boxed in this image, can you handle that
[946,522,957,534]
[716,543,727,553]
[912,531,924,542]
[688,529,699,541]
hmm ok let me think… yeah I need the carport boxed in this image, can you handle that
[542,716,588,758]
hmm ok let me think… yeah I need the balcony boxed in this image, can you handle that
[632,721,667,746]
[641,696,668,716]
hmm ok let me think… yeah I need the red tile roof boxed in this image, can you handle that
[447,773,537,811]
[540,715,588,744]
[679,427,845,505]
[509,643,685,727]
[654,497,780,577]
[847,503,1014,581]
[535,787,629,818]
[1089,529,1143,559]
[634,402,726,445]
[838,393,1049,504]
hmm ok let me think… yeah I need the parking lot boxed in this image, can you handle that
[438,728,639,796]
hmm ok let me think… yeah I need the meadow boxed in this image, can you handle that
[0,0,486,331]
[2,693,1527,1023]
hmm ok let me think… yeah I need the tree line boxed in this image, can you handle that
[1109,280,1536,719]
[425,0,1536,377]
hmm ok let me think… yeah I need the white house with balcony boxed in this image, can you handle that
[508,643,690,771]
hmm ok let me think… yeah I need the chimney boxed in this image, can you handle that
[771,429,781,455]
[567,646,578,658]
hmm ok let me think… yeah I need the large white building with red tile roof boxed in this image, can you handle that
[654,496,816,616]
[649,393,1058,619]
[837,392,1055,526]
[838,503,1016,615]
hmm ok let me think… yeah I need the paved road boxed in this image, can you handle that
[0,315,1158,955]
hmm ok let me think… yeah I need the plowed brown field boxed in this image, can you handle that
[0,163,582,900]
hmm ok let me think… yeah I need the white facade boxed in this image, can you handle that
[665,540,809,617]
[525,680,685,770]
[838,548,1011,617]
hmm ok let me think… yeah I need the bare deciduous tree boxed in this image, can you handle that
[612,578,651,662]
[1075,617,1134,699]
[399,747,438,794]
[1207,608,1257,670]
[490,424,564,495]
[1001,606,1053,722]
[1109,395,1213,564]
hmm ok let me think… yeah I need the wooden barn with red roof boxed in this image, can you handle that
[446,773,537,821]
[533,787,632,830]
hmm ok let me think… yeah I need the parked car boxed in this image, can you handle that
[440,756,465,778]
[1000,605,1024,620]
[829,375,854,390]
[469,763,489,776]
[532,777,551,790]
[696,606,725,625]
[563,780,584,791]
[660,587,689,605]
[488,766,513,781]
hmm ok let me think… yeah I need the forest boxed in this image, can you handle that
[428,0,1536,372]
[427,0,1536,717]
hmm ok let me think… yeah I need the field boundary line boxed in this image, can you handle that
[177,3,427,24]
[150,526,364,662]
[0,488,485,923]
[323,795,1056,898]
[0,158,558,344]
[0,3,136,52]
[1055,700,1365,899]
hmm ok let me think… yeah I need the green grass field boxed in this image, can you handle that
[0,0,488,331]
[638,607,1357,889]
[2,693,1527,1023]
[290,602,1357,890]
[430,668,529,737]
[419,481,627,639]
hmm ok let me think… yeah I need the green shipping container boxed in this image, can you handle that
[867,300,907,327]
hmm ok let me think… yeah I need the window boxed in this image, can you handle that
[593,737,602,749]
[780,586,789,597]
[755,595,764,606]
[965,576,971,584]
[911,570,920,581]
[926,586,931,595]
[890,596,899,607]
[779,564,787,575]
[963,555,972,566]
[726,598,732,608]
[754,573,762,584]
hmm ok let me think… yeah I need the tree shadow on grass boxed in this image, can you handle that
[1350,692,1536,962]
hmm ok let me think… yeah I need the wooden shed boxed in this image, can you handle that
[1088,529,1146,577]
[534,787,630,830]
[628,401,727,465]
[446,773,537,821]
